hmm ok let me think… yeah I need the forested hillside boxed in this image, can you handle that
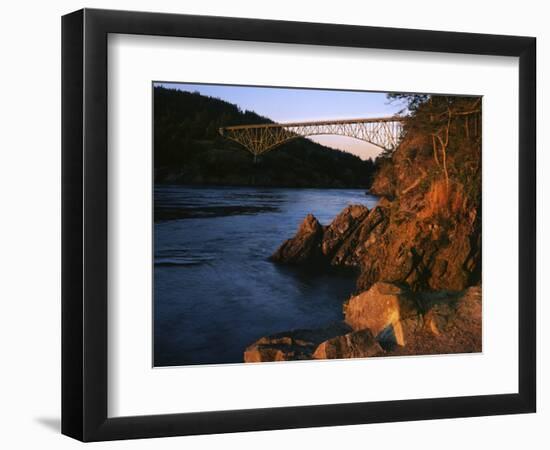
[154,86,376,187]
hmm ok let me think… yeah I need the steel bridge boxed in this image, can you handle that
[218,116,405,157]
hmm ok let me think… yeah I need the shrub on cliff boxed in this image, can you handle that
[372,95,481,215]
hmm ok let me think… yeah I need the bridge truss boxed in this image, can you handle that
[219,117,405,157]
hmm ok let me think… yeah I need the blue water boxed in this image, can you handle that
[154,186,379,366]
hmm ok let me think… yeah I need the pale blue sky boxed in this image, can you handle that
[155,82,405,160]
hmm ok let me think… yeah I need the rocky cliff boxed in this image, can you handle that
[246,96,482,362]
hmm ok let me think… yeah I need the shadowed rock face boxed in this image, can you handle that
[321,205,370,258]
[330,205,388,267]
[270,214,324,264]
[271,205,371,267]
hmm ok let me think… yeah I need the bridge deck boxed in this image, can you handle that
[218,115,406,156]
[221,116,404,131]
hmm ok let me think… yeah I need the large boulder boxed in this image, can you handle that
[312,329,384,360]
[244,322,351,363]
[343,282,422,346]
[271,214,324,264]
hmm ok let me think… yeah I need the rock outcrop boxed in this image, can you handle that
[271,199,479,293]
[270,214,324,264]
[271,205,371,267]
[321,204,369,258]
[330,205,388,267]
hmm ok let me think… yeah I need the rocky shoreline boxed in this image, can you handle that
[245,280,481,362]
[244,96,482,363]
[244,204,481,363]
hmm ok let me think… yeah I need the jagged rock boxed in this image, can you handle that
[312,328,384,360]
[330,206,389,267]
[343,282,420,346]
[271,214,324,264]
[244,322,352,363]
[321,205,369,257]
[271,206,371,266]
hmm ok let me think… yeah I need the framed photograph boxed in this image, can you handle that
[62,8,536,441]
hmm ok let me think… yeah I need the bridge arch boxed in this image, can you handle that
[219,117,405,157]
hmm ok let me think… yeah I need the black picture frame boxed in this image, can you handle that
[62,8,536,442]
